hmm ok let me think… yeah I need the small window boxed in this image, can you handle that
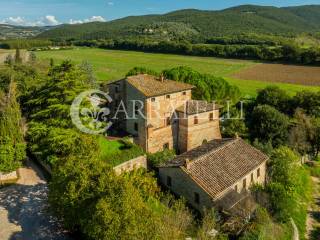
[134,122,138,131]
[235,185,238,192]
[209,113,214,121]
[194,192,200,204]
[167,176,172,187]
[243,178,247,189]
[151,97,156,102]
[115,86,119,93]
[194,116,199,125]
[182,91,186,96]
[166,117,171,126]
[251,173,254,183]
[257,168,261,178]
[166,95,171,99]
[163,143,169,150]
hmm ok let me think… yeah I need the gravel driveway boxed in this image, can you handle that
[0,160,70,240]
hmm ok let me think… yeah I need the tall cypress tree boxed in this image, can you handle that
[0,81,26,173]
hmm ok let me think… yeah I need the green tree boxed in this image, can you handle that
[249,105,290,147]
[0,81,26,172]
[15,48,22,64]
[267,147,300,221]
[256,86,290,113]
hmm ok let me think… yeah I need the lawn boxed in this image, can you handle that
[98,136,144,167]
[36,48,319,97]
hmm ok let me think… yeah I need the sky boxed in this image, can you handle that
[0,0,319,26]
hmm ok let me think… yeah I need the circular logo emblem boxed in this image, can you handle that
[70,90,113,135]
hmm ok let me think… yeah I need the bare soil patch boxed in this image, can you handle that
[232,63,320,86]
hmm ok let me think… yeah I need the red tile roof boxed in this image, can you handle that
[161,138,269,199]
[126,74,194,97]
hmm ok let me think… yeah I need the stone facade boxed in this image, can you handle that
[108,76,221,153]
[159,161,267,212]
[159,167,214,211]
[113,155,147,175]
[178,110,221,153]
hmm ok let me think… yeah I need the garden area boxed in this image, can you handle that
[98,136,144,167]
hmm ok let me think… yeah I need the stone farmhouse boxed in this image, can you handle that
[108,74,221,154]
[158,138,268,213]
[108,74,269,213]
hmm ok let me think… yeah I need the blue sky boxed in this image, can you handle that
[0,0,319,26]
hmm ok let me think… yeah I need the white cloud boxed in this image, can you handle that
[69,16,107,25]
[0,16,27,25]
[1,15,106,26]
[43,15,59,25]
[0,15,60,26]
[87,16,106,22]
[107,2,114,6]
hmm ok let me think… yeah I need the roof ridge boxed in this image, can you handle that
[188,138,238,167]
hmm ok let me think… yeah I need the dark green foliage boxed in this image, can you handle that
[49,156,193,240]
[125,66,241,103]
[310,118,320,158]
[256,86,291,113]
[252,139,274,157]
[126,67,159,77]
[0,39,52,49]
[15,49,22,64]
[38,5,320,41]
[0,82,26,173]
[35,5,320,64]
[292,91,320,117]
[163,66,241,103]
[25,61,98,166]
[264,146,312,235]
[249,105,290,147]
[147,149,176,169]
[4,54,14,66]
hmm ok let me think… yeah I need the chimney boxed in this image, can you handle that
[159,74,165,83]
[185,158,191,170]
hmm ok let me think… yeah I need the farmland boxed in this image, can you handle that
[233,63,320,86]
[36,48,320,97]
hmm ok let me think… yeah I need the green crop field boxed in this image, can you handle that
[36,48,319,97]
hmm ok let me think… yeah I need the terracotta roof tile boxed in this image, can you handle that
[161,138,269,198]
[126,74,194,97]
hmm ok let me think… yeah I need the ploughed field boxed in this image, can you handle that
[233,63,320,86]
[36,48,320,97]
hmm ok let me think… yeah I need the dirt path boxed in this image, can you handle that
[0,160,70,240]
[306,177,320,240]
[291,218,300,240]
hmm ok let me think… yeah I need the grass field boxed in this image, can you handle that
[36,48,319,97]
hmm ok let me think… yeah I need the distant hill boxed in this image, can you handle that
[0,25,52,40]
[36,4,320,41]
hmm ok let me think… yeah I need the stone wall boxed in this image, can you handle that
[159,167,214,212]
[178,109,221,153]
[113,155,147,175]
[0,171,18,183]
[159,161,267,212]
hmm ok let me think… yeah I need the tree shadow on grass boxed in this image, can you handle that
[0,183,71,240]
